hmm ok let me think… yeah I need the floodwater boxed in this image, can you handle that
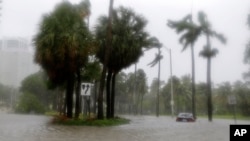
[0,113,249,141]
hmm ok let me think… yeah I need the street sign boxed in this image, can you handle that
[81,83,93,96]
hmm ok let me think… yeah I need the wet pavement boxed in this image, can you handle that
[0,113,249,141]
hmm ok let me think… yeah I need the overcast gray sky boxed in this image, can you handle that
[1,0,250,85]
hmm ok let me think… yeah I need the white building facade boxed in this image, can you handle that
[0,37,39,88]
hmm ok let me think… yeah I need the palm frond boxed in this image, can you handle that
[148,51,163,67]
[211,31,227,44]
[199,46,219,58]
[76,0,91,18]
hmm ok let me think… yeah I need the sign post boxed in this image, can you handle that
[228,95,237,124]
[81,83,93,117]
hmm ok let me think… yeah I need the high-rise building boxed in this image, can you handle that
[0,37,39,88]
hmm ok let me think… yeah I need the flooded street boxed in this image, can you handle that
[0,113,249,141]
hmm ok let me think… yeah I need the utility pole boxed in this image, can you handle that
[0,0,2,37]
[169,49,174,117]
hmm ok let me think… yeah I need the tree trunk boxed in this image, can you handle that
[58,88,64,115]
[97,68,105,119]
[156,52,161,117]
[97,0,114,120]
[207,57,212,121]
[206,35,213,122]
[106,70,112,119]
[111,72,117,118]
[93,80,98,116]
[66,73,75,118]
[191,44,196,119]
[140,94,144,115]
[63,91,67,116]
[133,63,137,115]
[74,67,81,119]
[135,92,141,115]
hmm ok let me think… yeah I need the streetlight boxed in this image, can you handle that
[164,47,174,117]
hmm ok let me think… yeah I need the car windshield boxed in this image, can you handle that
[178,113,193,117]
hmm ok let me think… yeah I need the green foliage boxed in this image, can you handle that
[15,92,45,114]
[52,115,130,126]
[148,47,163,67]
[168,14,202,51]
[161,75,193,115]
[113,70,148,114]
[213,81,250,116]
[196,82,207,114]
[18,71,57,111]
[136,69,148,95]
[34,0,92,118]
[95,6,156,118]
[95,6,157,72]
[199,46,219,58]
[233,81,250,116]
[34,1,91,86]
[213,82,232,115]
[81,59,101,82]
[0,84,14,107]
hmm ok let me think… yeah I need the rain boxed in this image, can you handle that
[0,0,250,141]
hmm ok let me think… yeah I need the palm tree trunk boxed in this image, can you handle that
[140,94,144,115]
[106,70,112,119]
[207,56,212,121]
[156,52,161,117]
[58,88,64,115]
[97,0,114,119]
[66,73,75,118]
[133,63,137,115]
[191,44,196,119]
[93,80,98,115]
[206,35,213,122]
[97,70,105,119]
[74,67,81,119]
[111,72,117,118]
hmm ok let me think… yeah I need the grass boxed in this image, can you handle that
[47,112,130,126]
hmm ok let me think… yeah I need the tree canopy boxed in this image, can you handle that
[33,1,92,118]
[95,6,159,73]
[34,1,91,85]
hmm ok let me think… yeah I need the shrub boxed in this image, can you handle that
[15,92,46,114]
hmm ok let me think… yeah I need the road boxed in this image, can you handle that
[0,113,249,141]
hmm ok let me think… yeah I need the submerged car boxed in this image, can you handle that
[176,113,195,122]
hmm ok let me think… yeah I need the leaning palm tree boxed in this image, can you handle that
[168,15,202,119]
[148,44,163,117]
[198,11,226,122]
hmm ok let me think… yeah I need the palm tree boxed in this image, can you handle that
[136,69,148,115]
[198,11,226,122]
[148,44,163,117]
[168,15,202,119]
[33,1,90,118]
[95,6,157,118]
[97,0,114,119]
[74,0,91,119]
